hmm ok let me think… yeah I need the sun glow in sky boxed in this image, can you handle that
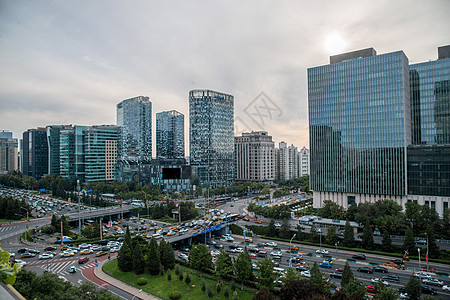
[325,33,347,55]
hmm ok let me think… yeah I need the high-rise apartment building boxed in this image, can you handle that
[298,146,310,177]
[308,46,450,216]
[0,131,18,174]
[275,142,289,181]
[288,144,298,180]
[189,89,234,188]
[156,110,184,158]
[21,128,48,180]
[234,131,275,182]
[116,96,152,161]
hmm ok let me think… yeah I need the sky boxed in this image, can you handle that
[1,0,449,153]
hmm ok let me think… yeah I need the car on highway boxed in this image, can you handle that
[265,242,277,247]
[443,285,450,291]
[224,236,234,241]
[365,285,377,294]
[95,251,108,257]
[422,278,444,287]
[68,266,77,273]
[39,253,53,260]
[319,262,332,268]
[110,247,120,253]
[371,278,389,286]
[373,266,388,273]
[421,285,437,295]
[60,251,75,257]
[14,259,27,266]
[322,258,333,265]
[44,246,57,251]
[78,257,89,264]
[300,270,311,278]
[291,256,303,264]
[316,249,329,255]
[296,265,309,272]
[420,266,436,273]
[177,253,189,261]
[414,272,432,280]
[352,254,366,260]
[357,267,373,274]
[330,272,342,279]
[20,252,35,258]
[80,249,93,255]
[381,274,400,282]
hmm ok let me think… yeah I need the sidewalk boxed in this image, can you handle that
[94,258,161,300]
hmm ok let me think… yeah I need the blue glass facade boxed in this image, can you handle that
[156,110,185,158]
[21,128,48,180]
[116,96,152,161]
[308,51,410,200]
[189,90,234,188]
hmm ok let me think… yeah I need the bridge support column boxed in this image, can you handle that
[187,237,192,246]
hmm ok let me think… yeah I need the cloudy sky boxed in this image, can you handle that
[1,0,449,152]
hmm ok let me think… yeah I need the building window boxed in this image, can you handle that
[444,202,449,212]
[347,196,355,206]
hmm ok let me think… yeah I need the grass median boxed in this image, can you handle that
[103,259,254,300]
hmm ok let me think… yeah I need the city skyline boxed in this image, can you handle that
[1,1,449,152]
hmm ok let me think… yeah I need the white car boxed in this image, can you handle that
[14,259,27,266]
[265,242,277,247]
[109,247,120,253]
[413,272,432,280]
[274,223,282,227]
[224,236,234,241]
[39,253,53,260]
[178,253,189,261]
[370,278,389,286]
[443,285,450,291]
[422,277,444,287]
[231,247,244,253]
[270,251,282,257]
[316,249,329,255]
[301,270,311,278]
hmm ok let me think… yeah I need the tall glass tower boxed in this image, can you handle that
[189,89,234,188]
[308,48,411,208]
[116,96,152,161]
[156,110,184,158]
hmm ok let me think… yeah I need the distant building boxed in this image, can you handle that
[21,128,48,180]
[234,131,275,182]
[189,89,234,188]
[46,125,73,176]
[299,146,310,177]
[275,142,289,181]
[156,110,185,158]
[116,96,152,161]
[0,131,18,174]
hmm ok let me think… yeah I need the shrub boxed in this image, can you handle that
[136,278,148,286]
[169,291,182,300]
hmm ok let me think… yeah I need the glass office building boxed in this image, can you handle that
[308,49,411,208]
[189,89,234,188]
[46,125,73,175]
[21,128,48,180]
[116,96,152,161]
[156,110,185,158]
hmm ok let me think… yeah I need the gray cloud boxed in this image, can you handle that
[1,0,449,151]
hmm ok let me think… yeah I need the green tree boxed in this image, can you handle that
[318,200,345,219]
[147,237,160,275]
[279,218,291,239]
[309,225,319,243]
[207,286,214,299]
[185,272,191,289]
[342,278,366,299]
[216,282,222,295]
[201,279,206,296]
[163,241,175,270]
[403,226,415,253]
[124,225,132,247]
[342,220,354,247]
[256,258,276,290]
[167,270,172,286]
[281,268,299,285]
[267,219,277,237]
[361,221,374,250]
[382,229,392,252]
[133,242,145,275]
[373,283,398,300]
[425,224,439,258]
[405,275,421,300]
[325,225,338,245]
[117,241,133,272]
[341,262,354,288]
[215,250,234,279]
[234,250,252,286]
[0,246,22,284]
[279,279,327,300]
[310,262,328,294]
[224,287,230,299]
[189,244,212,272]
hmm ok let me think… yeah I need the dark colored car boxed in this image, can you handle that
[117,237,125,242]
[44,246,57,251]
[357,267,373,274]
[421,285,437,295]
[97,239,109,245]
[330,272,343,279]
[296,266,309,272]
[373,266,389,273]
[78,257,90,264]
[17,248,29,254]
[248,248,259,253]
[214,244,224,249]
[352,254,366,260]
[382,274,400,282]
[257,251,267,258]
[229,244,238,249]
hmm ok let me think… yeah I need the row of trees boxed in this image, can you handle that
[117,227,175,275]
[0,196,30,220]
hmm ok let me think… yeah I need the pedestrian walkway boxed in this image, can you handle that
[94,258,161,300]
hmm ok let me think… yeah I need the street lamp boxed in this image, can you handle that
[426,233,429,271]
[131,289,143,300]
[289,233,297,267]
[20,207,29,234]
[418,248,421,270]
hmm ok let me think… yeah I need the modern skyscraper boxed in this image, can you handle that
[0,131,18,174]
[156,110,184,158]
[189,89,234,188]
[308,46,450,216]
[275,142,289,181]
[46,125,73,175]
[116,96,152,161]
[234,131,275,182]
[22,128,49,180]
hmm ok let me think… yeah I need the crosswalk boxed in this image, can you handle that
[0,225,20,232]
[37,260,96,275]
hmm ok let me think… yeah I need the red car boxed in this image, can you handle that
[420,266,436,273]
[78,257,90,264]
[365,285,377,293]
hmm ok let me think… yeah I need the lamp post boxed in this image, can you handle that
[20,207,29,235]
[131,289,143,300]
[418,248,421,271]
[426,233,429,271]
[289,233,297,266]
